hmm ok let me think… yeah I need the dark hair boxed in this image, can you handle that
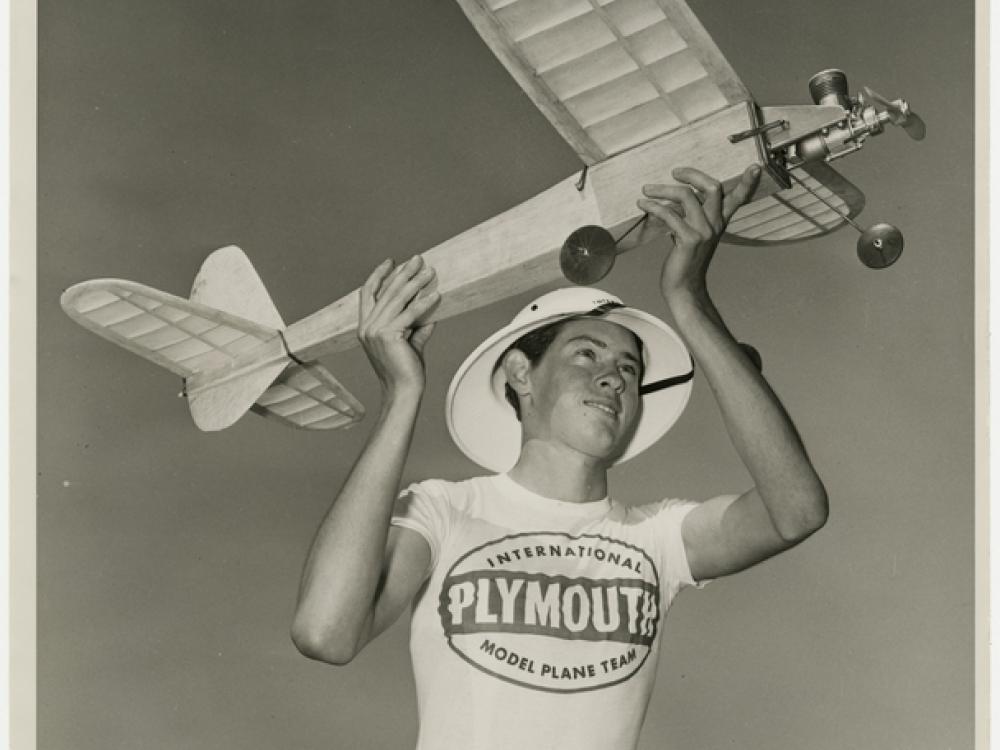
[496,313,644,421]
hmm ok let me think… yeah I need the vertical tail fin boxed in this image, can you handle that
[184,245,291,430]
[190,245,286,328]
[185,246,365,431]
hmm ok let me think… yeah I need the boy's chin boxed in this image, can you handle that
[572,434,629,464]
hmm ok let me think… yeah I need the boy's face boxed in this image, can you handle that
[520,318,643,463]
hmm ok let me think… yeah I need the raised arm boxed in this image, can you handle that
[638,166,829,582]
[291,255,439,664]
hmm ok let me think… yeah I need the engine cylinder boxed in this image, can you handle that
[809,69,850,109]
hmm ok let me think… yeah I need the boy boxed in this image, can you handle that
[292,165,827,749]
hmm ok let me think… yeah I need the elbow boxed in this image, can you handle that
[290,617,361,666]
[774,486,829,543]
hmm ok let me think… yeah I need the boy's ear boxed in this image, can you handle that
[502,349,532,397]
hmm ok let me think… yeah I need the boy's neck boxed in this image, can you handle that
[507,441,610,503]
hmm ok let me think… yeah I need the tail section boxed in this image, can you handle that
[61,246,365,432]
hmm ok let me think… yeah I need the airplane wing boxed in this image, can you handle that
[723,161,866,244]
[456,0,750,163]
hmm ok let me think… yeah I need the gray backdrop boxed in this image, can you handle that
[38,1,976,748]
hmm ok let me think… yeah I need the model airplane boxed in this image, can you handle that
[61,0,925,433]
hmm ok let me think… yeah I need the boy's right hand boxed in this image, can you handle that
[358,255,439,396]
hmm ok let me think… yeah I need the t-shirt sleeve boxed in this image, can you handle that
[390,479,452,570]
[650,497,712,595]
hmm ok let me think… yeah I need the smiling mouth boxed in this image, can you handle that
[584,401,618,419]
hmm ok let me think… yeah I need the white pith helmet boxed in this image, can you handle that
[445,288,694,472]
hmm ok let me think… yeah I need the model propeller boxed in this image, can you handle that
[861,86,927,141]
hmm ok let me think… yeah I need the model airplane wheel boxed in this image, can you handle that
[560,225,617,285]
[857,223,904,269]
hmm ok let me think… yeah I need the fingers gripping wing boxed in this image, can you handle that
[724,162,866,245]
[456,0,750,163]
[252,361,365,430]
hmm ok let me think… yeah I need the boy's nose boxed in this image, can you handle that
[597,370,625,393]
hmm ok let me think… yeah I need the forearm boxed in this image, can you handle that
[292,387,422,658]
[668,289,828,539]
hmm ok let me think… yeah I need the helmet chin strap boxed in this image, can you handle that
[639,358,695,396]
[587,302,695,397]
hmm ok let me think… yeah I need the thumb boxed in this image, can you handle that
[722,164,762,221]
[410,322,436,354]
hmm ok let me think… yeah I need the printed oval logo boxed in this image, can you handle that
[438,532,660,693]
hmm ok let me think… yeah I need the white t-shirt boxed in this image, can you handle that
[391,472,708,750]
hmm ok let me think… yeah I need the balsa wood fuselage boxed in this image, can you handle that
[186,101,828,403]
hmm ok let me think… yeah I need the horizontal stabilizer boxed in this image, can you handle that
[252,361,365,430]
[60,279,280,378]
[724,161,865,245]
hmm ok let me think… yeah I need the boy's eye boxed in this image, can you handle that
[577,348,596,359]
